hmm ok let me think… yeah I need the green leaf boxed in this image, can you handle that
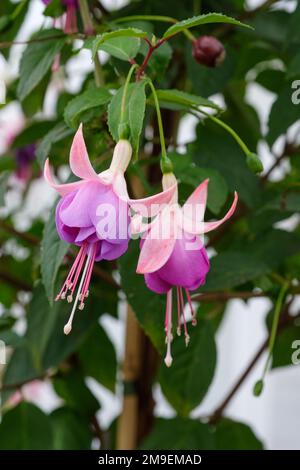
[153,88,222,112]
[98,37,141,61]
[159,320,217,415]
[79,324,117,392]
[43,0,64,18]
[92,28,147,59]
[142,418,215,450]
[186,42,236,98]
[190,121,260,208]
[0,403,53,450]
[249,229,300,269]
[17,28,65,100]
[119,241,165,352]
[215,418,264,450]
[64,87,111,129]
[1,284,101,394]
[1,346,38,405]
[287,53,300,78]
[202,252,268,291]
[26,285,100,371]
[163,13,252,38]
[50,407,93,450]
[256,69,286,92]
[11,120,54,149]
[36,121,73,167]
[202,230,300,292]
[267,84,300,145]
[108,81,147,157]
[0,0,29,60]
[53,370,100,417]
[267,306,300,370]
[0,170,10,207]
[41,201,69,304]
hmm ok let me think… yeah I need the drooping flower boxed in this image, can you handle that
[44,124,176,335]
[135,173,238,366]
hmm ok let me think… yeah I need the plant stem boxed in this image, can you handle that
[78,0,94,35]
[114,15,195,41]
[94,53,104,87]
[263,282,289,377]
[147,80,167,162]
[119,64,138,135]
[200,109,250,156]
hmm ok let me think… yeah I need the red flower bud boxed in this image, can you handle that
[192,35,226,68]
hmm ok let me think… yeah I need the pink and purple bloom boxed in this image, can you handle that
[44,124,176,335]
[134,173,238,366]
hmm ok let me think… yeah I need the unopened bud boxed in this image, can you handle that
[192,35,226,68]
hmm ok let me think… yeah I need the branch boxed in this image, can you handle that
[0,220,39,245]
[261,141,297,182]
[208,301,296,424]
[0,33,85,49]
[0,270,31,291]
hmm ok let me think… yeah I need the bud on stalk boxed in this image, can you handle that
[192,35,226,68]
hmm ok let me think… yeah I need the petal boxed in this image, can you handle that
[44,159,85,196]
[182,191,238,234]
[136,209,177,274]
[100,239,129,261]
[202,191,238,234]
[183,178,209,222]
[129,182,177,218]
[69,124,98,180]
[112,172,129,200]
[130,213,152,235]
[157,235,210,291]
[59,181,106,228]
[144,271,172,294]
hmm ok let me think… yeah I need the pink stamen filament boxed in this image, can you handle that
[176,287,181,336]
[68,245,88,299]
[55,245,86,301]
[63,245,94,335]
[179,288,190,346]
[185,289,197,326]
[79,245,96,308]
[164,289,173,367]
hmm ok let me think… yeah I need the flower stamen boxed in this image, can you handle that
[164,289,173,367]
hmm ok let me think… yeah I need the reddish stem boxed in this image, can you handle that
[136,37,169,81]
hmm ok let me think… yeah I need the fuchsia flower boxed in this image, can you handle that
[44,124,176,335]
[135,173,238,366]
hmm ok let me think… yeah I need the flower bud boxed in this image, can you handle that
[192,35,226,68]
[246,152,264,174]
